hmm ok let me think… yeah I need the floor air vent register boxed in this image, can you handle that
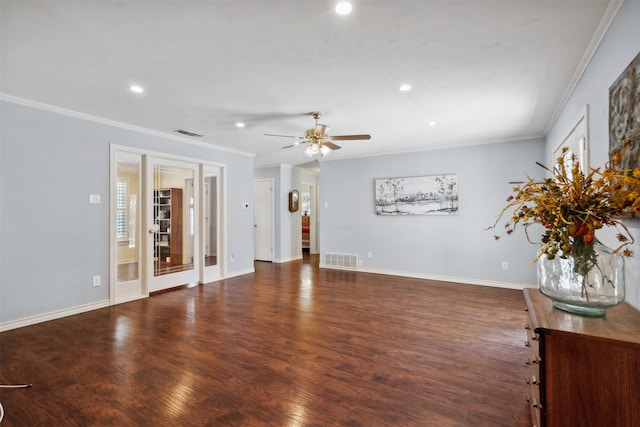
[323,252,359,270]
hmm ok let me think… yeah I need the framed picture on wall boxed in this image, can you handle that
[374,174,458,215]
[609,52,640,218]
[289,189,299,212]
[609,51,640,173]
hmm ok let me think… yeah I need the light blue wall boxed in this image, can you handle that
[545,0,640,310]
[319,139,545,287]
[0,99,254,324]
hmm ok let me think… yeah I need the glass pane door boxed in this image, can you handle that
[201,165,221,283]
[114,152,144,303]
[146,157,199,292]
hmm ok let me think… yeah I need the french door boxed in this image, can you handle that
[113,151,144,303]
[111,146,224,304]
[144,156,200,292]
[201,164,221,283]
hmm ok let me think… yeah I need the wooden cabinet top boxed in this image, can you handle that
[523,288,640,346]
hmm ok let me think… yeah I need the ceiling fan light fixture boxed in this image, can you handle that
[304,146,314,157]
[320,145,331,156]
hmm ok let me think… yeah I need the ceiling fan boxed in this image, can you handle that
[265,112,371,157]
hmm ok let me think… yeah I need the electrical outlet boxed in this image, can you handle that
[92,275,101,287]
[502,262,508,270]
[367,251,373,258]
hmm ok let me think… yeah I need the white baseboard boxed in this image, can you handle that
[222,267,255,279]
[0,299,111,332]
[320,264,531,290]
[0,269,256,331]
[274,255,303,264]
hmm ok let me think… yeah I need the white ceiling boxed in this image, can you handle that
[0,0,616,168]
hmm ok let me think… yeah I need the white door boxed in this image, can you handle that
[253,179,273,261]
[145,156,200,292]
[112,150,145,303]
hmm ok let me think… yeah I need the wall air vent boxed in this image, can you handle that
[324,252,359,270]
[175,129,203,137]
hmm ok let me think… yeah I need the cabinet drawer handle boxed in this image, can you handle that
[526,395,542,408]
[526,375,539,385]
[531,333,539,341]
[524,324,531,330]
[525,340,531,347]
[525,356,541,365]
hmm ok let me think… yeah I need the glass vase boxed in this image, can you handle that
[537,239,625,317]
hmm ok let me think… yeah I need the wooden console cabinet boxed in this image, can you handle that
[523,288,640,427]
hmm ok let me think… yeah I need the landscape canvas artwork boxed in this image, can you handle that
[375,174,458,216]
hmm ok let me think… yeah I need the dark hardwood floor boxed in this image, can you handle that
[0,254,531,426]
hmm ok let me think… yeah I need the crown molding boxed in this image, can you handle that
[0,93,255,158]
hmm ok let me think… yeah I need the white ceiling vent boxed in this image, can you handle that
[324,252,359,270]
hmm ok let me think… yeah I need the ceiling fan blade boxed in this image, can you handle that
[314,124,330,138]
[330,134,371,141]
[322,141,342,151]
[265,133,304,139]
[281,140,309,149]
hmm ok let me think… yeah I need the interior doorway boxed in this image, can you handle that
[301,184,311,251]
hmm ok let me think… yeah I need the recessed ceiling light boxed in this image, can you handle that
[129,84,144,94]
[235,122,246,128]
[427,121,437,126]
[399,84,412,92]
[335,2,353,15]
